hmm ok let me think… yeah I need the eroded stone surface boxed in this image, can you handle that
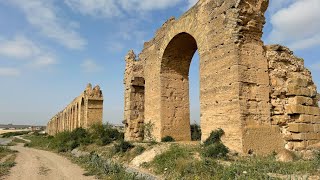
[46,83,103,135]
[266,45,320,151]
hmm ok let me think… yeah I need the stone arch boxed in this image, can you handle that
[159,32,198,141]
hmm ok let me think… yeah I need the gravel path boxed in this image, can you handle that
[6,144,96,180]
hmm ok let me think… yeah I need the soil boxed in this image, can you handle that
[6,144,96,180]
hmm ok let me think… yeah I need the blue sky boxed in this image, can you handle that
[0,0,319,126]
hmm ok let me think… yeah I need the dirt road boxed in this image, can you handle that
[6,144,96,180]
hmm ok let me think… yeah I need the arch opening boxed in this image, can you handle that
[80,98,85,127]
[160,32,199,141]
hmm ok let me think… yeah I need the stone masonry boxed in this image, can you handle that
[123,0,320,154]
[47,84,103,136]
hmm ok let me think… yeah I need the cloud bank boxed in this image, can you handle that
[268,0,320,50]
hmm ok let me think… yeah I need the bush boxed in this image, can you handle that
[113,140,134,153]
[202,143,229,158]
[134,146,145,155]
[190,124,201,141]
[51,128,91,152]
[90,124,124,146]
[202,129,229,158]
[203,128,224,146]
[161,136,175,142]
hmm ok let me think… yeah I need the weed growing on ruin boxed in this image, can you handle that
[161,136,175,142]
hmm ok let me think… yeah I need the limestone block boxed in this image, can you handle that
[288,96,313,106]
[287,77,310,88]
[286,105,320,116]
[287,86,317,97]
[288,123,313,133]
[305,133,320,140]
[291,133,306,140]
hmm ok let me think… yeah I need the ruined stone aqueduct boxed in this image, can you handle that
[47,0,320,154]
[47,84,103,136]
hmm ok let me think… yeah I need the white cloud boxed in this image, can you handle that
[0,36,38,59]
[118,0,182,11]
[0,68,20,77]
[268,0,320,50]
[267,0,296,14]
[81,59,102,73]
[5,0,86,50]
[64,0,121,18]
[0,35,57,68]
[64,0,184,18]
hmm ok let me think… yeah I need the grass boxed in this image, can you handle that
[0,146,17,178]
[143,143,320,179]
[23,126,320,179]
[1,131,30,138]
[69,153,144,180]
[24,124,126,153]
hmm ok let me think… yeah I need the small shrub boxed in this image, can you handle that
[203,128,224,146]
[89,124,124,146]
[161,136,175,142]
[134,145,145,155]
[202,129,229,159]
[202,143,229,158]
[191,123,201,141]
[113,140,134,153]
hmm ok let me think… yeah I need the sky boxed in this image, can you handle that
[0,0,319,126]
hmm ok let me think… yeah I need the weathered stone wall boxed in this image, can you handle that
[266,45,320,151]
[46,84,103,136]
[123,0,320,154]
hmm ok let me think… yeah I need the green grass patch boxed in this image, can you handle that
[25,124,125,153]
[146,143,320,179]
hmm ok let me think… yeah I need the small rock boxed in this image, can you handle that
[71,148,90,158]
[276,149,295,162]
